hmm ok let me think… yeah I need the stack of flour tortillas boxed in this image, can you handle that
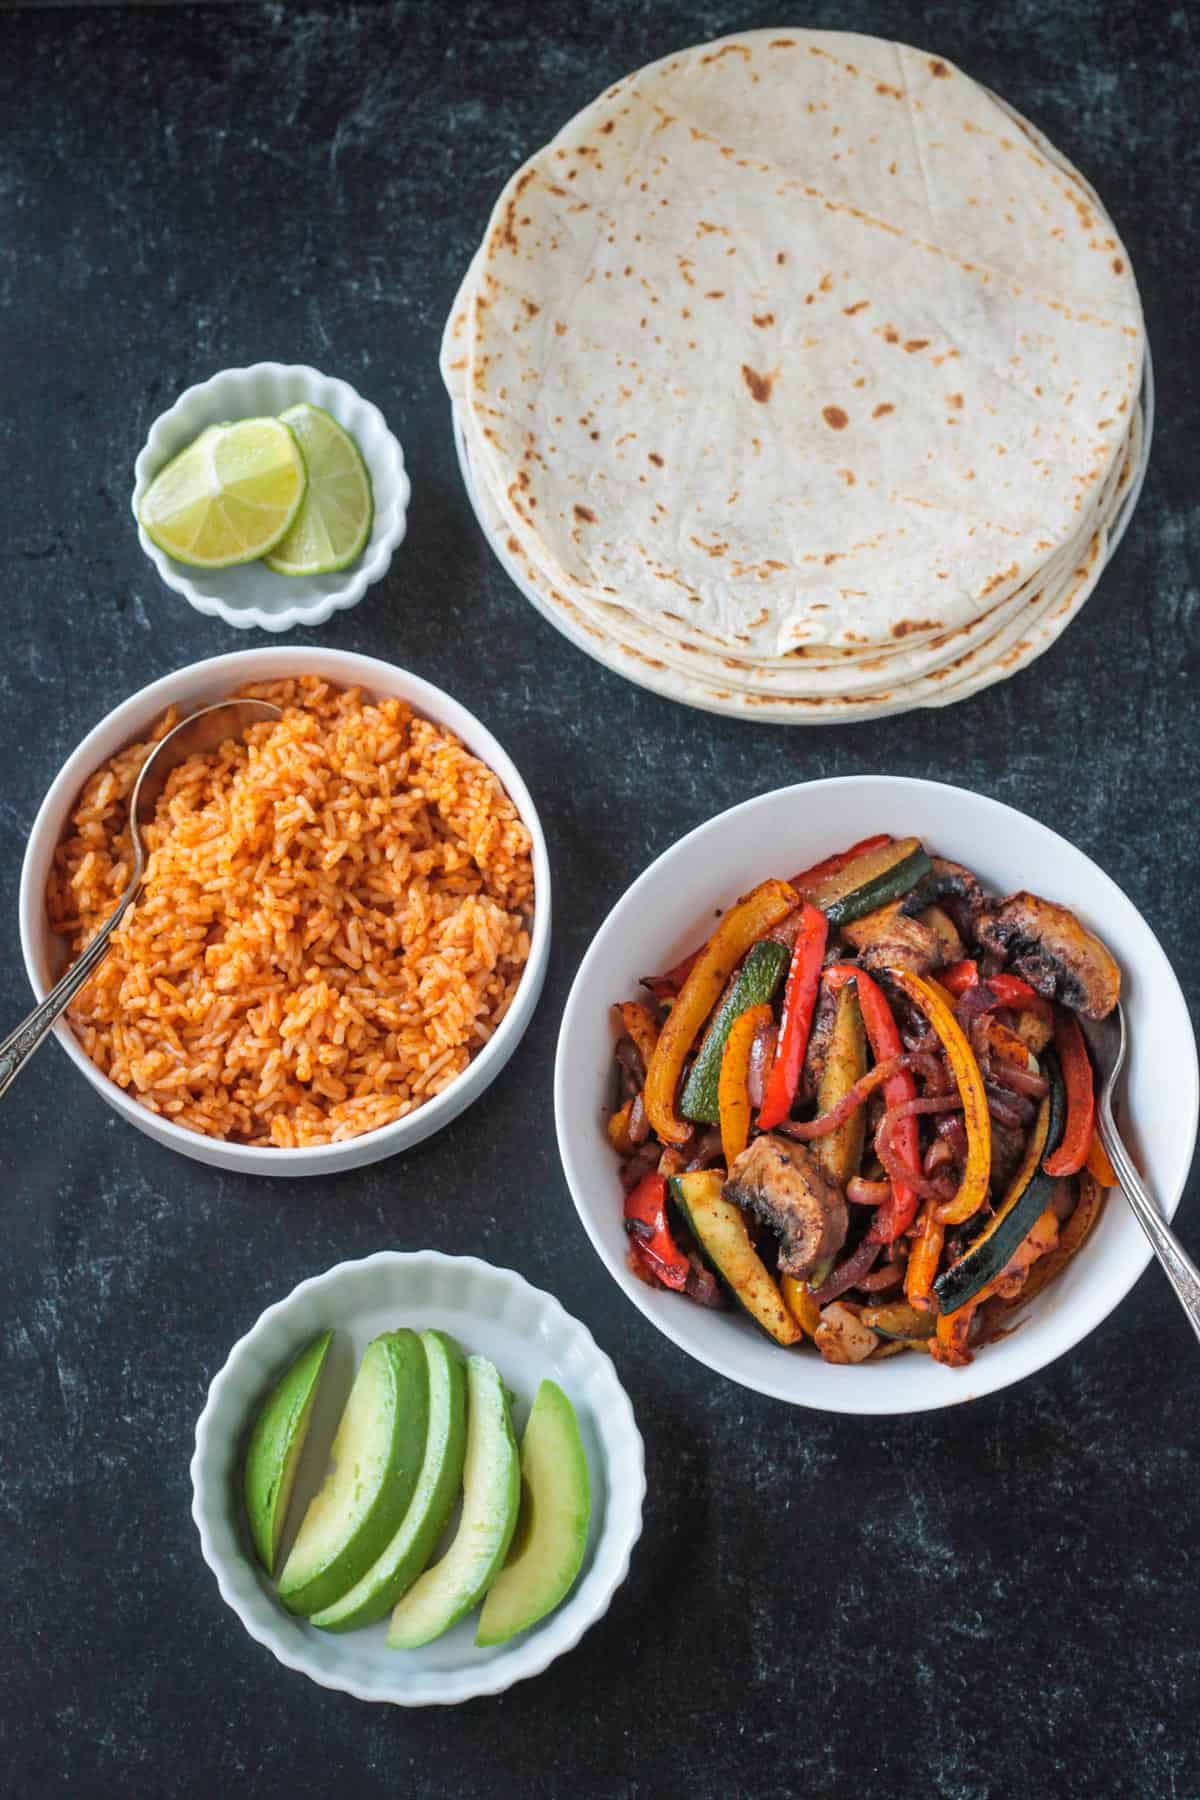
[442,28,1147,722]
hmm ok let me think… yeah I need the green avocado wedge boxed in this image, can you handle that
[310,1331,468,1634]
[387,1355,519,1649]
[243,1329,334,1575]
[476,1380,591,1647]
[277,1330,429,1618]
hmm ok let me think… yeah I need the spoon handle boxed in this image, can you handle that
[0,907,128,1100]
[1097,1104,1200,1345]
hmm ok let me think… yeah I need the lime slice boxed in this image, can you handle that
[264,403,374,576]
[139,418,307,569]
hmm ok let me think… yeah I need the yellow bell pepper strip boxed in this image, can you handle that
[780,1275,822,1337]
[618,1000,660,1071]
[1043,1010,1094,1177]
[884,967,991,1228]
[606,1099,635,1155]
[905,1198,945,1313]
[643,879,799,1146]
[718,1003,772,1167]
[1086,1130,1118,1187]
[824,964,919,1240]
[756,903,828,1131]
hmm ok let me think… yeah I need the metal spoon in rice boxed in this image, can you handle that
[0,698,280,1101]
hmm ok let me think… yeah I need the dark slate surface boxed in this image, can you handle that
[2,3,1198,1796]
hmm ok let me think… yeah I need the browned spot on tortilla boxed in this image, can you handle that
[872,403,895,419]
[705,290,726,300]
[883,325,900,344]
[600,118,614,134]
[980,561,1019,597]
[1113,256,1125,273]
[752,312,775,327]
[777,251,787,265]
[822,406,849,430]
[837,469,856,485]
[506,536,521,555]
[889,160,898,175]
[700,42,751,62]
[904,338,930,353]
[742,365,774,403]
[844,300,869,316]
[573,505,597,524]
[690,535,729,557]
[822,553,841,566]
[948,392,963,407]
[770,37,797,47]
[819,273,833,293]
[876,81,903,99]
[648,452,664,467]
[930,59,950,77]
[523,299,539,318]
[892,619,939,639]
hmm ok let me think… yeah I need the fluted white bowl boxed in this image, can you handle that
[191,1251,644,1705]
[132,363,410,630]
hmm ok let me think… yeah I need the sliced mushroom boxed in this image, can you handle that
[974,892,1120,1019]
[840,897,961,975]
[723,1133,847,1278]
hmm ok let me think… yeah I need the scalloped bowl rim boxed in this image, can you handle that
[190,1250,646,1705]
[554,775,1198,1414]
[131,362,411,632]
[17,646,550,1174]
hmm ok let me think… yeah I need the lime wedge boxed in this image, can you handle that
[264,403,374,576]
[139,418,307,569]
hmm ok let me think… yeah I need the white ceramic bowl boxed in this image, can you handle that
[555,776,1198,1413]
[190,1251,645,1706]
[132,363,410,631]
[18,647,550,1175]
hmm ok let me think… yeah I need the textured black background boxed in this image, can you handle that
[2,4,1198,1796]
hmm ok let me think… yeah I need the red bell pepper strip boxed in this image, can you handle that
[756,903,828,1131]
[1043,1010,1095,1177]
[941,959,1053,1019]
[623,1171,689,1290]
[789,834,892,894]
[824,964,918,1240]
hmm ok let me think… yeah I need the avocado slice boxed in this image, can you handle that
[387,1355,519,1649]
[310,1330,468,1634]
[277,1329,429,1617]
[476,1380,591,1647]
[243,1329,334,1575]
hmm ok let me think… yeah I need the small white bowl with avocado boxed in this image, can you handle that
[191,1251,644,1705]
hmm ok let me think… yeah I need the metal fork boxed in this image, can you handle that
[1080,1004,1200,1343]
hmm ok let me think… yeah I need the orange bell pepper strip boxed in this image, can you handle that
[780,1274,821,1337]
[1086,1130,1118,1187]
[642,879,799,1145]
[884,968,992,1228]
[1043,1011,1095,1177]
[618,1001,660,1070]
[824,963,919,1241]
[756,903,828,1131]
[719,1003,773,1166]
[905,1198,945,1312]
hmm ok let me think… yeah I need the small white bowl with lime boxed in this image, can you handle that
[132,363,410,631]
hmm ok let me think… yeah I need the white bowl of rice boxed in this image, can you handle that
[18,648,550,1175]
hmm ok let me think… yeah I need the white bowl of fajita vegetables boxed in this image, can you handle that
[555,779,1198,1412]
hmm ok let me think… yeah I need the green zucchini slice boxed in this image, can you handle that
[801,836,932,928]
[669,1171,801,1346]
[679,938,789,1124]
[934,1051,1066,1315]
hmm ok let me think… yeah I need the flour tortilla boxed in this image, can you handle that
[456,395,1140,721]
[450,28,1143,666]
